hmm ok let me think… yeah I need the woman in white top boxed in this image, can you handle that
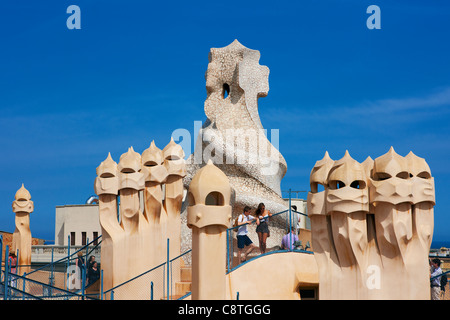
[237,206,257,263]
[255,203,272,254]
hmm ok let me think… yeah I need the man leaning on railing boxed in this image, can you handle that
[281,227,299,251]
[430,258,443,300]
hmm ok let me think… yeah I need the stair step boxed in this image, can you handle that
[161,294,191,300]
[180,267,192,282]
[176,281,191,296]
[161,295,184,300]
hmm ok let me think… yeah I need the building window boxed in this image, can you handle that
[70,232,76,246]
[93,232,99,245]
[82,232,87,246]
[298,287,317,300]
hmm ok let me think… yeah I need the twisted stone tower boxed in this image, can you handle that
[184,40,288,218]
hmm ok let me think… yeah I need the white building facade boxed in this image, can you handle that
[54,204,102,246]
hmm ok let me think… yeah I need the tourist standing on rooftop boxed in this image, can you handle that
[281,227,299,251]
[237,206,257,263]
[255,203,272,255]
[430,258,442,300]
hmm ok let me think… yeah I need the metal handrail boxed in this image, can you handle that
[227,209,307,233]
[227,189,311,272]
[104,261,167,295]
[177,291,192,300]
[431,270,450,282]
[1,261,95,300]
[227,249,313,274]
[103,248,192,295]
[25,235,102,276]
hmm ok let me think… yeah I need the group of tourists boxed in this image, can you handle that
[76,252,100,287]
[235,203,300,264]
[430,258,448,300]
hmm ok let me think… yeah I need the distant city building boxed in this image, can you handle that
[282,191,310,230]
[0,230,44,262]
[54,204,102,246]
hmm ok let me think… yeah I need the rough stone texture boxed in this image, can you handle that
[183,40,288,221]
[307,147,435,300]
[12,184,34,275]
[186,160,232,299]
[94,140,185,300]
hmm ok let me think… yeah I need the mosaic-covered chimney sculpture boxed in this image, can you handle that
[307,147,435,300]
[94,139,185,300]
[11,184,34,275]
[184,39,288,218]
[187,160,232,300]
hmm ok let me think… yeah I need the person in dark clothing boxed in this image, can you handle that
[255,203,272,254]
[76,252,85,274]
[87,261,100,286]
[87,255,95,270]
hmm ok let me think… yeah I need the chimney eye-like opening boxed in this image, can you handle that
[222,83,230,99]
[373,172,391,181]
[205,191,224,206]
[187,192,195,206]
[417,171,431,179]
[350,180,366,189]
[329,180,345,190]
[144,161,158,167]
[165,155,180,161]
[396,171,409,179]
[310,182,325,193]
[121,168,136,174]
[100,172,115,178]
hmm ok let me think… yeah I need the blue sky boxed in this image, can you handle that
[0,0,449,243]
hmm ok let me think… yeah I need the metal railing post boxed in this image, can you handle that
[100,269,104,300]
[167,238,170,300]
[4,245,9,300]
[68,234,71,256]
[50,247,55,291]
[0,235,3,282]
[82,264,86,299]
[16,249,19,276]
[151,281,154,300]
[226,229,230,273]
[85,237,89,263]
[66,234,71,291]
[0,235,3,290]
[22,272,26,300]
[85,237,89,281]
[85,236,89,298]
[289,189,292,251]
